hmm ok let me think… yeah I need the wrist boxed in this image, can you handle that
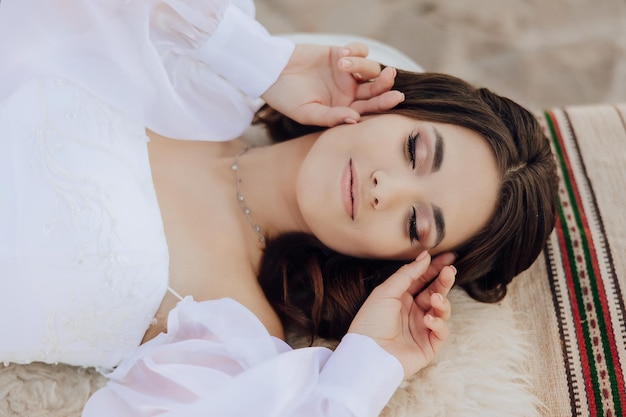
[260,44,315,103]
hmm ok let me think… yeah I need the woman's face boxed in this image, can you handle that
[296,114,500,259]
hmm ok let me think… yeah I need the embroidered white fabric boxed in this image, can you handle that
[0,76,169,369]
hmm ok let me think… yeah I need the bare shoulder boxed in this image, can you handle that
[206,260,286,341]
[235,289,286,340]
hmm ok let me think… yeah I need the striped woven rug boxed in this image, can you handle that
[510,104,626,417]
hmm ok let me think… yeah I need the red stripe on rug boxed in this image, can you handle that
[547,108,626,415]
[563,109,626,413]
[543,244,580,417]
[546,110,598,416]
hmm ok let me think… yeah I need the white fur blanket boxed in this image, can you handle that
[0,289,541,417]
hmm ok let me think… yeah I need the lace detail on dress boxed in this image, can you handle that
[0,77,169,368]
[31,78,129,266]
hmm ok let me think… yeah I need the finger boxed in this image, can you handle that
[406,252,456,295]
[428,252,457,274]
[354,67,397,100]
[415,265,456,311]
[350,90,404,115]
[340,42,369,58]
[434,265,456,297]
[291,103,361,127]
[419,263,457,297]
[374,251,431,298]
[425,314,449,353]
[430,292,451,321]
[338,57,383,80]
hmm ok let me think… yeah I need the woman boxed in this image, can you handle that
[256,69,558,340]
[0,0,557,416]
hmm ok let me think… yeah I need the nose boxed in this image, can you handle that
[371,170,424,210]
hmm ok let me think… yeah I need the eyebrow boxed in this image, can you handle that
[432,127,444,173]
[433,205,446,247]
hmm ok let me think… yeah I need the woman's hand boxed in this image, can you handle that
[347,251,456,379]
[260,42,404,127]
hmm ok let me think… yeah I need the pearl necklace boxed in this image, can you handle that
[232,147,266,245]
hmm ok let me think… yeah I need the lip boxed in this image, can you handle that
[341,159,359,220]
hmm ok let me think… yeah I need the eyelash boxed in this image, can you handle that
[408,207,419,244]
[406,131,420,169]
[407,132,421,244]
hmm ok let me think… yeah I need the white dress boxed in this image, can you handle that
[0,74,169,368]
[0,0,293,370]
[0,0,403,415]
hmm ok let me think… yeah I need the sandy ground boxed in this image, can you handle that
[255,0,626,111]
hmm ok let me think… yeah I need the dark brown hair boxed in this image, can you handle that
[255,71,558,340]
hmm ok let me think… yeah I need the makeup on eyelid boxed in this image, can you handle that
[414,133,429,169]
[407,128,436,173]
[416,210,431,245]
[409,205,433,247]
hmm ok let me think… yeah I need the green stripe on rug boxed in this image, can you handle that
[543,110,623,417]
[560,109,624,417]
[545,111,600,416]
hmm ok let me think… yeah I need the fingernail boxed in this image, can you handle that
[416,250,429,262]
[435,293,444,303]
[341,48,351,57]
[339,58,352,69]
[344,117,358,124]
[450,265,457,274]
[425,314,434,322]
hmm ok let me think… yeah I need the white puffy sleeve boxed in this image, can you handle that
[0,0,294,141]
[81,298,403,417]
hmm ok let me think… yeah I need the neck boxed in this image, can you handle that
[232,133,319,242]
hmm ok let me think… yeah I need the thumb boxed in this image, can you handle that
[375,251,431,298]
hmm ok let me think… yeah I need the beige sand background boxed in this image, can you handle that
[255,0,626,111]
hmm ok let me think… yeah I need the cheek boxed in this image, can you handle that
[350,220,418,260]
[296,161,332,218]
[305,213,421,260]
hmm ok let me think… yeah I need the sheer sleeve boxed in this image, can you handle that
[81,298,404,417]
[0,0,294,141]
